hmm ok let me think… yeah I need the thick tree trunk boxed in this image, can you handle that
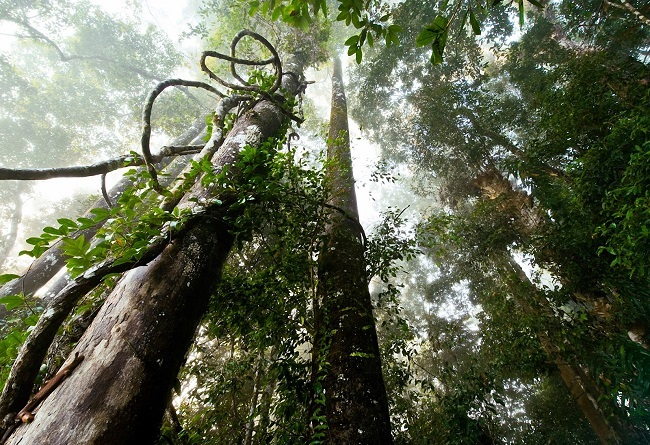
[3,57,303,444]
[312,57,393,444]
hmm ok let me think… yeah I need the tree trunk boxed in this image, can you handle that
[3,56,304,445]
[500,255,621,445]
[312,57,393,444]
[0,183,26,271]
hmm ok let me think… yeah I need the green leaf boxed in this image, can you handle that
[469,8,481,35]
[25,237,43,246]
[0,274,19,285]
[430,44,444,65]
[416,29,435,47]
[248,0,259,16]
[527,0,543,7]
[57,218,77,229]
[0,295,24,311]
[356,48,362,64]
[77,217,96,229]
[271,6,282,21]
[459,7,469,31]
[90,207,110,221]
[42,226,62,235]
[344,35,359,46]
[518,0,525,27]
[431,14,449,31]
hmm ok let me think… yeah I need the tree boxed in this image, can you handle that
[311,56,392,443]
[349,0,650,442]
[2,0,649,442]
[0,27,311,442]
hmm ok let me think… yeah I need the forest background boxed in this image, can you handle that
[0,0,648,443]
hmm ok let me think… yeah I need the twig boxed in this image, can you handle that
[1,353,84,443]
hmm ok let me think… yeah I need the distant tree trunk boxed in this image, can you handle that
[3,57,304,445]
[499,255,621,445]
[312,57,393,444]
[0,183,26,271]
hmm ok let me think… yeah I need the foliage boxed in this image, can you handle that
[595,97,650,278]
[0,288,43,389]
[246,0,541,64]
[350,0,650,441]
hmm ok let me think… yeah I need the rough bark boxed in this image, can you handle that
[312,57,393,444]
[3,55,303,444]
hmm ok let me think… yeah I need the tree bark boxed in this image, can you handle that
[312,57,393,444]
[3,56,304,444]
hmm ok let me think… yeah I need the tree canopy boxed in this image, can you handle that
[0,0,649,443]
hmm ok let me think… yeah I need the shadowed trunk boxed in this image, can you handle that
[312,56,393,444]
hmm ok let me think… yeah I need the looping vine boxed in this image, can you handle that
[141,30,307,194]
[141,79,224,192]
[200,30,282,95]
[286,131,300,151]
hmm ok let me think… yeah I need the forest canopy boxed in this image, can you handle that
[0,0,648,444]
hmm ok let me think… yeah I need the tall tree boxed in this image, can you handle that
[311,56,392,443]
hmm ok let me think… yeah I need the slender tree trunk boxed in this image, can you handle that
[500,255,620,445]
[312,56,392,444]
[0,184,26,271]
[3,57,304,445]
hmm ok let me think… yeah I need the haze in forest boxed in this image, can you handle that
[0,0,648,444]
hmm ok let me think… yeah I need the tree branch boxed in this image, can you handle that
[0,145,203,180]
[605,0,650,26]
[453,106,565,178]
[8,18,162,81]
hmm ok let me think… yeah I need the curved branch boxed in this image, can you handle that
[141,79,224,191]
[0,145,204,180]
